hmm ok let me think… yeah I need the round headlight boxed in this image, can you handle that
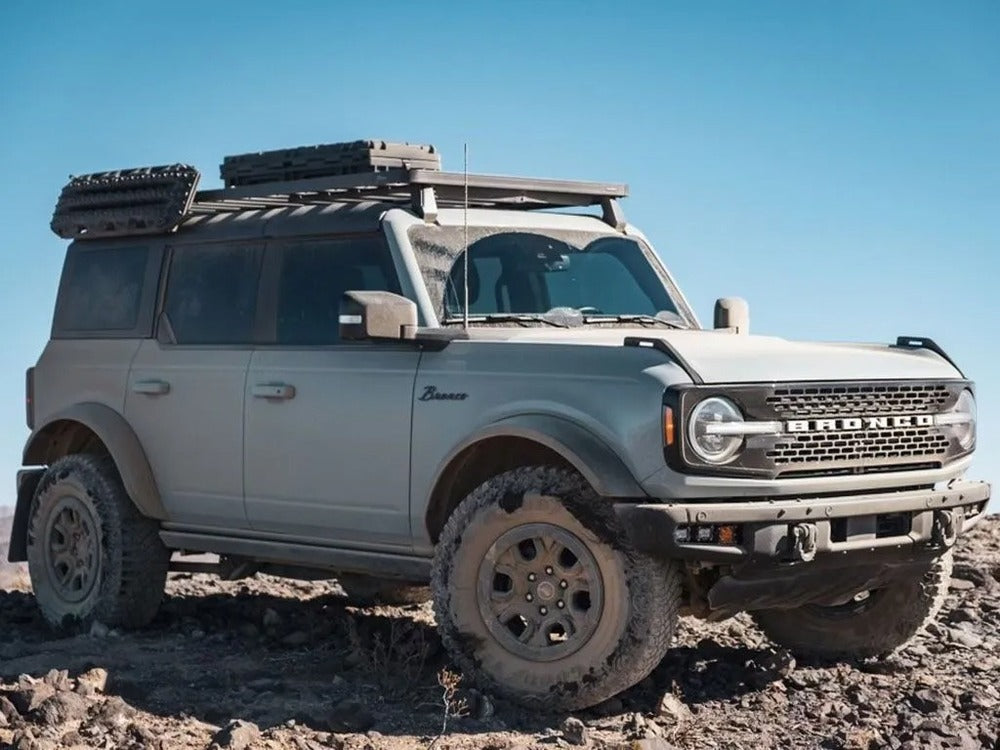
[688,397,744,464]
[953,390,977,449]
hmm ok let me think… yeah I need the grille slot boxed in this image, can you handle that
[767,427,950,466]
[766,383,951,419]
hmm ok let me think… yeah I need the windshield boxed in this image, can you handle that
[408,225,691,325]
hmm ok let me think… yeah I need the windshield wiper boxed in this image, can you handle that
[441,313,571,328]
[582,312,689,329]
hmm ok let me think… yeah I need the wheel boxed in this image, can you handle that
[337,574,430,606]
[432,466,682,711]
[26,454,170,630]
[752,551,953,658]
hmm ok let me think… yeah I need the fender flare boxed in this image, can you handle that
[427,413,647,519]
[22,402,167,520]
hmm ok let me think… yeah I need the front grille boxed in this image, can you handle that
[765,383,951,419]
[767,426,951,466]
[671,379,971,479]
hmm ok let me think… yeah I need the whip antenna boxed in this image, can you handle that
[463,142,470,330]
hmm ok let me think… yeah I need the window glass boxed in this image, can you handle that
[164,244,262,344]
[58,246,148,331]
[275,236,401,345]
[440,232,678,318]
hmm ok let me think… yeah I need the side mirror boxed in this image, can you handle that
[340,291,417,341]
[714,297,750,334]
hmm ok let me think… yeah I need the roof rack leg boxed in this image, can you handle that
[601,197,626,232]
[412,185,439,224]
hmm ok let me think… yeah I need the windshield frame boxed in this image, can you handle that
[402,214,700,329]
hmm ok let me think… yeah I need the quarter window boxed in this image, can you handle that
[274,236,401,345]
[164,243,262,345]
[57,246,148,331]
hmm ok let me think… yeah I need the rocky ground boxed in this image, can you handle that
[0,516,997,750]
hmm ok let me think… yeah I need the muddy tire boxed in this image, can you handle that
[752,551,953,658]
[337,574,430,606]
[432,466,681,711]
[26,454,170,630]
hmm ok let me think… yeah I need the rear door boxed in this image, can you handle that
[243,234,419,548]
[125,240,264,530]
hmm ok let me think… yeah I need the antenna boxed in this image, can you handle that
[463,142,470,330]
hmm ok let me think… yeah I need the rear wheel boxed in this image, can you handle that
[26,454,169,630]
[432,466,682,711]
[752,552,953,658]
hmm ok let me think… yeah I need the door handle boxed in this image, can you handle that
[253,383,296,400]
[132,380,170,396]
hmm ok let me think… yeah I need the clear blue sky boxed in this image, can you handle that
[0,1,995,507]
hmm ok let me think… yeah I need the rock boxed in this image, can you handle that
[631,740,681,750]
[949,577,977,591]
[656,693,691,724]
[262,608,282,629]
[89,621,109,638]
[41,670,71,691]
[212,719,261,750]
[0,695,20,723]
[76,667,108,694]
[328,697,374,732]
[950,630,983,649]
[32,692,89,726]
[561,716,588,745]
[93,697,136,730]
[910,689,945,714]
[281,630,309,647]
[8,684,55,716]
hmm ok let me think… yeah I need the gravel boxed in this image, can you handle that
[0,515,997,749]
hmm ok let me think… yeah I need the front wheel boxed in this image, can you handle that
[752,552,953,658]
[432,466,682,711]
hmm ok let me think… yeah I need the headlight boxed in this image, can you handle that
[952,390,976,449]
[688,397,744,464]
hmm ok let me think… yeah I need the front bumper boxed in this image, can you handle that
[615,479,991,565]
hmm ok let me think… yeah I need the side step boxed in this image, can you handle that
[159,530,431,583]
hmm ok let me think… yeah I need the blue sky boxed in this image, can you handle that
[0,1,995,507]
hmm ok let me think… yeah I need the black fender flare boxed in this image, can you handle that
[22,402,166,521]
[424,413,647,539]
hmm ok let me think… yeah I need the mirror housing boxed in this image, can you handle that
[714,297,749,334]
[340,291,417,341]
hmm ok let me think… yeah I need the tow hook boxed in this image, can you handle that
[932,509,958,548]
[791,523,818,562]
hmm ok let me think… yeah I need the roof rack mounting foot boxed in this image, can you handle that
[601,197,626,232]
[414,185,439,224]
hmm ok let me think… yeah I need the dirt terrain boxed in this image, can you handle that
[1,515,998,750]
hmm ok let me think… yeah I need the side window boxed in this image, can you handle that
[164,243,262,345]
[275,236,401,345]
[56,246,148,332]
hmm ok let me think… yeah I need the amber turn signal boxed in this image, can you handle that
[663,406,675,446]
[717,524,738,545]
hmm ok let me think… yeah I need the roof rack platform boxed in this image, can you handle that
[50,140,629,240]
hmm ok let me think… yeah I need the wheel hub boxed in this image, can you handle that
[477,522,604,662]
[43,496,101,604]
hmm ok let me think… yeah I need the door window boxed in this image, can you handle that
[273,236,402,345]
[164,243,263,345]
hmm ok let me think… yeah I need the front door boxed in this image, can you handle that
[243,235,419,548]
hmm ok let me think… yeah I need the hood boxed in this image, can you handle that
[463,328,963,383]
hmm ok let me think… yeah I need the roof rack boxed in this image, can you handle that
[50,140,629,240]
[192,167,628,229]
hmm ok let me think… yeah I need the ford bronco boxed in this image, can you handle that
[8,140,990,709]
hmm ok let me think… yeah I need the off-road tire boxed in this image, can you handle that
[432,466,682,711]
[752,551,953,658]
[337,574,430,606]
[26,454,170,630]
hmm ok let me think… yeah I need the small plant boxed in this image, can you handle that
[429,668,469,749]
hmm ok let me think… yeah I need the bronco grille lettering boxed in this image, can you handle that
[786,414,934,433]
